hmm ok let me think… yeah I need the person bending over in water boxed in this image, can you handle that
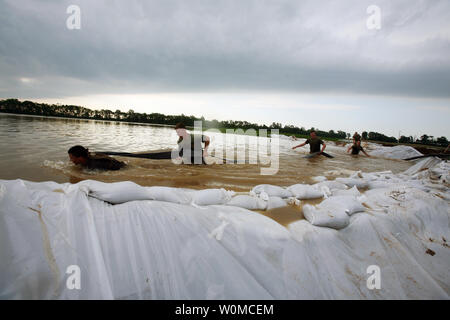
[347,140,370,157]
[292,130,327,155]
[68,145,126,170]
[175,122,210,164]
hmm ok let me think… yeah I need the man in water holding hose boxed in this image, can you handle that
[292,130,329,157]
[174,122,210,164]
[68,145,126,170]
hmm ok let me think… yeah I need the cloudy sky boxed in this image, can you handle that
[1,0,449,138]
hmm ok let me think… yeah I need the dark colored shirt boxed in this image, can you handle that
[86,155,126,170]
[351,145,364,155]
[305,137,324,153]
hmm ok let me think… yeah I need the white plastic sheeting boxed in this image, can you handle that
[368,145,422,159]
[0,159,449,299]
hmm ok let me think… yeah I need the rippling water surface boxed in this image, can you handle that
[0,113,412,192]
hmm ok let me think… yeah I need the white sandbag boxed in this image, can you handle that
[147,186,193,204]
[251,184,292,198]
[312,176,327,182]
[192,188,235,206]
[367,180,393,189]
[287,184,324,200]
[335,178,369,189]
[302,204,349,230]
[302,195,365,229]
[226,195,267,210]
[314,180,348,191]
[321,196,366,216]
[267,197,288,210]
[79,180,153,204]
[332,186,361,197]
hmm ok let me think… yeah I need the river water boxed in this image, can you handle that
[0,113,412,191]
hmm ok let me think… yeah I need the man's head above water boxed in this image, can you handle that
[175,122,188,138]
[68,145,89,165]
[310,130,317,139]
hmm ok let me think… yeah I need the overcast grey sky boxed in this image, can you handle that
[1,0,449,138]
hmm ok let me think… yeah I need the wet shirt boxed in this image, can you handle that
[305,137,324,153]
[353,133,361,142]
[86,155,126,171]
[351,145,364,155]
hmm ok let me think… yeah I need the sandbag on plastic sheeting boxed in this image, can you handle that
[226,195,267,210]
[322,196,366,216]
[302,196,365,229]
[335,178,369,189]
[302,204,349,230]
[287,184,324,200]
[79,180,193,205]
[367,180,394,189]
[267,197,288,210]
[192,188,235,206]
[78,180,153,204]
[332,186,361,197]
[314,180,348,191]
[251,184,292,198]
[147,186,193,204]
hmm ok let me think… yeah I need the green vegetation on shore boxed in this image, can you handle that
[1,98,448,147]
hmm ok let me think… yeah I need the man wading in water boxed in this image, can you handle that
[347,140,370,157]
[175,122,210,164]
[68,145,126,170]
[292,130,330,158]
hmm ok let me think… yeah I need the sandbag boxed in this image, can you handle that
[79,180,153,204]
[147,186,193,204]
[267,197,288,210]
[192,188,235,206]
[332,186,361,197]
[302,204,350,230]
[321,196,366,216]
[335,178,369,189]
[287,184,324,200]
[302,195,365,229]
[314,180,348,191]
[226,195,267,210]
[251,184,292,198]
[79,180,193,205]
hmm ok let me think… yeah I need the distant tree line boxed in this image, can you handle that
[1,99,447,145]
[398,134,448,147]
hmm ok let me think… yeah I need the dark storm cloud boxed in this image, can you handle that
[1,0,450,98]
